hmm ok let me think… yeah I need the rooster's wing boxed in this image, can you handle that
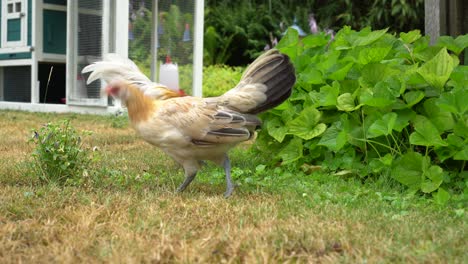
[157,97,261,145]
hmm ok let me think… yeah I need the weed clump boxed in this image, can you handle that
[30,120,93,184]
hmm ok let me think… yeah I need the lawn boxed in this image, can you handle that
[0,110,466,263]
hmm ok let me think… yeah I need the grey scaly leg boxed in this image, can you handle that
[223,155,235,198]
[176,172,196,192]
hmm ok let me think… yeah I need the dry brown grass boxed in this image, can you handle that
[0,110,466,263]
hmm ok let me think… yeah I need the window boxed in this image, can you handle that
[1,0,27,47]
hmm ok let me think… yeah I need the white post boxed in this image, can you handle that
[31,0,39,103]
[65,0,76,104]
[113,0,128,109]
[35,0,44,61]
[151,0,158,81]
[115,0,129,58]
[102,0,110,56]
[192,0,204,97]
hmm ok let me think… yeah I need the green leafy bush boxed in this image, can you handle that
[256,28,468,200]
[30,120,93,184]
[202,65,244,97]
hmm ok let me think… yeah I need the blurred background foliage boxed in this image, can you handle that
[129,1,194,66]
[129,0,425,94]
[204,0,425,66]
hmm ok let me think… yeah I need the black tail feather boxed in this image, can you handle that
[241,50,296,114]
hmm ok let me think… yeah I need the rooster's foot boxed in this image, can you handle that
[176,173,196,192]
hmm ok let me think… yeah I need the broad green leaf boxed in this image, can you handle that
[337,93,360,112]
[436,35,468,56]
[361,63,399,86]
[367,78,398,98]
[446,133,465,148]
[417,48,455,91]
[455,34,468,50]
[435,36,464,55]
[359,89,394,107]
[413,35,430,52]
[296,54,314,72]
[277,28,299,49]
[393,109,416,132]
[403,91,424,107]
[277,28,299,59]
[317,51,341,72]
[369,154,393,173]
[317,83,339,106]
[423,98,454,132]
[380,153,393,166]
[367,112,397,138]
[454,120,468,138]
[352,28,388,47]
[287,107,326,140]
[391,152,425,189]
[327,62,353,80]
[448,65,468,90]
[302,33,329,48]
[433,188,451,205]
[414,46,444,63]
[436,90,468,115]
[384,76,405,97]
[405,71,427,87]
[421,165,444,193]
[409,115,448,147]
[454,146,468,161]
[278,137,303,164]
[281,107,296,123]
[318,122,347,152]
[273,100,292,111]
[358,46,392,64]
[369,158,386,173]
[300,67,324,84]
[400,30,421,44]
[435,146,456,163]
[266,118,288,143]
[331,26,353,50]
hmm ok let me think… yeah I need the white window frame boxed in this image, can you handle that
[1,0,27,48]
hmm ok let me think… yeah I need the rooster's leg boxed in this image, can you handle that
[176,172,197,192]
[223,155,235,198]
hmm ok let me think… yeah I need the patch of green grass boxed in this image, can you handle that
[0,110,466,263]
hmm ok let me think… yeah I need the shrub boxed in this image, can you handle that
[202,65,244,97]
[30,120,93,184]
[256,27,468,201]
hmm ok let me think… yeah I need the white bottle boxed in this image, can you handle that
[159,55,179,91]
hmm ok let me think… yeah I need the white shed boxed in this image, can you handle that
[0,0,204,114]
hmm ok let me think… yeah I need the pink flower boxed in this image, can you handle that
[309,14,318,34]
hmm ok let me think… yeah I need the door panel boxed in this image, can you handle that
[67,0,108,106]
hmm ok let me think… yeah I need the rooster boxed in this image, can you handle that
[82,49,295,197]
